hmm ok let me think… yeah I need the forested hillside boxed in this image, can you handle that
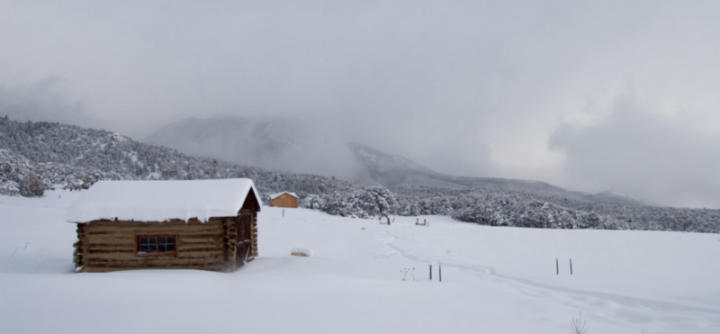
[1,117,718,233]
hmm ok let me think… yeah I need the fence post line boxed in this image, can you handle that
[569,258,573,276]
[429,264,432,281]
[439,263,442,282]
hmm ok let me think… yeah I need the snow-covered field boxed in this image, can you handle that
[1,190,719,334]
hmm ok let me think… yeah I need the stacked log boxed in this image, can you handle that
[73,223,86,270]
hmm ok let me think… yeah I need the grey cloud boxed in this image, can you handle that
[2,1,720,207]
[0,78,92,126]
[550,96,720,208]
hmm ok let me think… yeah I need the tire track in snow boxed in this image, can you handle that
[383,231,720,330]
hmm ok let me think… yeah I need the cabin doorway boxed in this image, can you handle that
[236,213,253,265]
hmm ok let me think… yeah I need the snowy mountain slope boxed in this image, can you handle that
[147,116,644,207]
[145,116,358,178]
[146,116,305,167]
[346,143,718,232]
[145,116,571,191]
[347,142,442,185]
[2,117,719,232]
[0,116,354,197]
[348,142,647,208]
[1,191,719,334]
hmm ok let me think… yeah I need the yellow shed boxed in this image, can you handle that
[270,191,299,208]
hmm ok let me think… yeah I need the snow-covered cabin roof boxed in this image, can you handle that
[67,178,261,223]
[270,191,298,200]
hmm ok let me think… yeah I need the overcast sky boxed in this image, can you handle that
[2,1,720,208]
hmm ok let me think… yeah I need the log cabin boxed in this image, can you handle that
[68,178,261,272]
[270,191,299,208]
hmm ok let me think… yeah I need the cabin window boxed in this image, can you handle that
[137,235,176,254]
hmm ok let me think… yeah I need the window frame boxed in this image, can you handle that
[136,234,177,256]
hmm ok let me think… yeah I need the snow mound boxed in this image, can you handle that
[66,178,260,223]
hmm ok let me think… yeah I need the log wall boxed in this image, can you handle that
[76,219,229,272]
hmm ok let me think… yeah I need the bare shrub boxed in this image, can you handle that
[570,312,588,334]
[19,173,44,197]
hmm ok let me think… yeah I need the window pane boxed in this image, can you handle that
[138,235,176,253]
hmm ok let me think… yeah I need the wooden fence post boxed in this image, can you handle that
[555,257,559,275]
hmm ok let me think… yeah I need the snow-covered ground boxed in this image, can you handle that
[1,190,719,334]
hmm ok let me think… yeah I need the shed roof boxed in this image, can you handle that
[270,191,298,200]
[67,178,261,223]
